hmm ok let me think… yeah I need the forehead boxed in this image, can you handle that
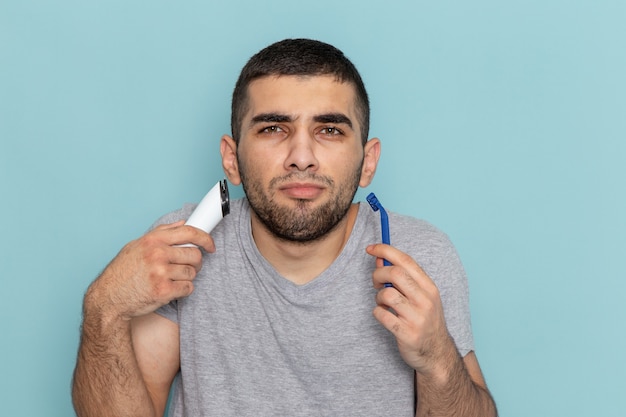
[244,75,359,121]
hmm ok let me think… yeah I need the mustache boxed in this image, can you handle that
[269,172,334,189]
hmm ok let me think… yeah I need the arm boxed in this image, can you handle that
[72,222,215,417]
[414,350,496,416]
[366,244,497,417]
[131,313,181,416]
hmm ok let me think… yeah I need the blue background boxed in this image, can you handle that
[1,1,625,416]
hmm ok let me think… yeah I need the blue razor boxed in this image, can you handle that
[366,192,393,287]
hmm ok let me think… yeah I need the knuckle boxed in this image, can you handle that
[388,266,416,287]
[387,292,406,307]
[377,288,405,309]
[388,266,405,281]
[405,277,421,294]
[182,224,199,238]
[141,232,160,246]
[183,281,194,296]
[184,265,198,280]
[390,322,403,335]
[424,297,440,316]
[148,264,168,284]
[145,246,168,264]
[189,249,203,267]
[152,279,172,300]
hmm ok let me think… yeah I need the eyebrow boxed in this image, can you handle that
[249,112,354,130]
[250,113,293,125]
[313,113,353,129]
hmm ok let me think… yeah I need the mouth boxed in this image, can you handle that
[278,182,326,200]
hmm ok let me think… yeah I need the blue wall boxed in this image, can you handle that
[2,1,625,415]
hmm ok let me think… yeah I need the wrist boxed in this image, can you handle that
[82,281,131,339]
[417,338,461,387]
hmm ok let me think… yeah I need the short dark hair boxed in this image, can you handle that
[231,38,370,145]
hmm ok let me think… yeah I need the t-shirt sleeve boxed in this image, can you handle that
[432,233,475,357]
[156,299,179,324]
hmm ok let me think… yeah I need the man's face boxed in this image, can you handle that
[236,75,366,243]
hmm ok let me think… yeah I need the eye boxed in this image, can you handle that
[320,126,343,136]
[260,125,283,134]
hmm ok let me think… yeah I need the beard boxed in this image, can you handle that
[239,159,363,244]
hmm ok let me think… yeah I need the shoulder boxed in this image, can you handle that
[387,211,456,254]
[383,211,466,286]
[358,203,456,258]
[150,205,195,227]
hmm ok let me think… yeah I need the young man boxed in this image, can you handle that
[72,39,497,416]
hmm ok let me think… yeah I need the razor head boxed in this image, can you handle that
[219,179,230,216]
[366,192,381,212]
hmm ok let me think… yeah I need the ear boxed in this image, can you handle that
[359,137,381,187]
[220,135,241,186]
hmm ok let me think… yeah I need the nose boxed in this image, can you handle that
[284,129,319,172]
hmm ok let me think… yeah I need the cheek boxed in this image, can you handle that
[332,148,364,176]
[238,148,275,182]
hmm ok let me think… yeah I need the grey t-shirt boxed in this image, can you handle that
[156,198,473,416]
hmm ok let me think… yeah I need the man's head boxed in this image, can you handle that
[231,38,370,145]
[221,39,380,244]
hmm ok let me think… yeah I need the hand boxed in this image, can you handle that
[85,221,215,321]
[366,243,458,378]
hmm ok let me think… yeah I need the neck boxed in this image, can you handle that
[250,203,360,285]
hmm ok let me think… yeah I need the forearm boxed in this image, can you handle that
[415,350,497,417]
[72,293,157,417]
[72,223,210,416]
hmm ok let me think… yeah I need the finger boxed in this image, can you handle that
[166,279,195,300]
[154,224,216,253]
[375,286,417,318]
[153,220,186,230]
[165,263,199,282]
[367,244,437,294]
[373,288,431,339]
[371,263,421,292]
[167,245,204,272]
[367,244,424,275]
[372,304,407,338]
[371,264,394,289]
[182,226,217,253]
